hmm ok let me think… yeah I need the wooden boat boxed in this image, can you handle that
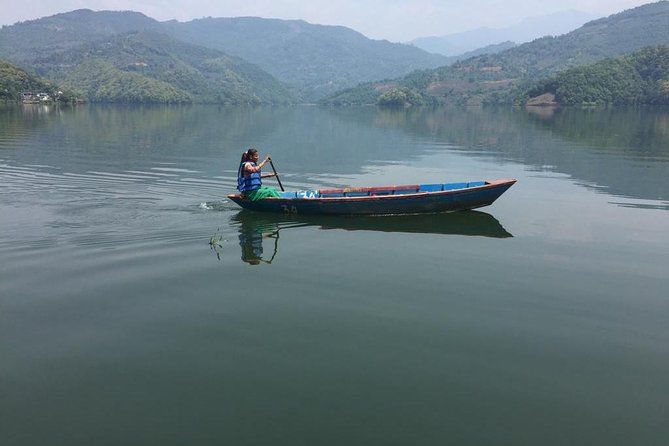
[228,179,516,215]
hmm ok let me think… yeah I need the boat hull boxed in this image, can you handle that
[228,179,516,216]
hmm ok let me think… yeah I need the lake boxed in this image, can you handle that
[1,104,668,445]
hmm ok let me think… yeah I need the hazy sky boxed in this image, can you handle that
[0,0,655,41]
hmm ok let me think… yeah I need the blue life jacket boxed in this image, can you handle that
[237,162,262,192]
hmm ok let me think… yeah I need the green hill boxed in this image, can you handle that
[0,10,448,102]
[0,59,76,101]
[324,1,669,106]
[29,31,295,104]
[0,11,294,104]
[56,59,192,103]
[163,17,449,101]
[523,45,669,105]
[0,9,161,66]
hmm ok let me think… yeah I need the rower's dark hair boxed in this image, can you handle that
[240,147,258,164]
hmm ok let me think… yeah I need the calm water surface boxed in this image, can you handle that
[1,104,668,445]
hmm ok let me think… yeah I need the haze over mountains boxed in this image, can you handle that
[326,1,669,106]
[410,10,598,56]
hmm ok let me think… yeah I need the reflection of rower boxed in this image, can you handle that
[233,212,310,265]
[238,220,279,265]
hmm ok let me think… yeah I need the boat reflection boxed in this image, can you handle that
[231,210,512,265]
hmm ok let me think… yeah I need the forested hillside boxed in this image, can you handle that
[163,17,449,101]
[0,59,76,101]
[0,10,448,102]
[0,10,161,65]
[0,10,293,104]
[523,45,669,105]
[32,32,295,104]
[324,2,669,106]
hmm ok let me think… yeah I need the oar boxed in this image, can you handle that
[268,158,285,191]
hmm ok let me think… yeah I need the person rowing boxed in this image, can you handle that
[237,148,281,201]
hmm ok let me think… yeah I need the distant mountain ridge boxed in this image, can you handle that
[0,10,162,65]
[324,1,669,105]
[162,16,449,100]
[0,9,449,102]
[446,41,518,62]
[410,10,598,56]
